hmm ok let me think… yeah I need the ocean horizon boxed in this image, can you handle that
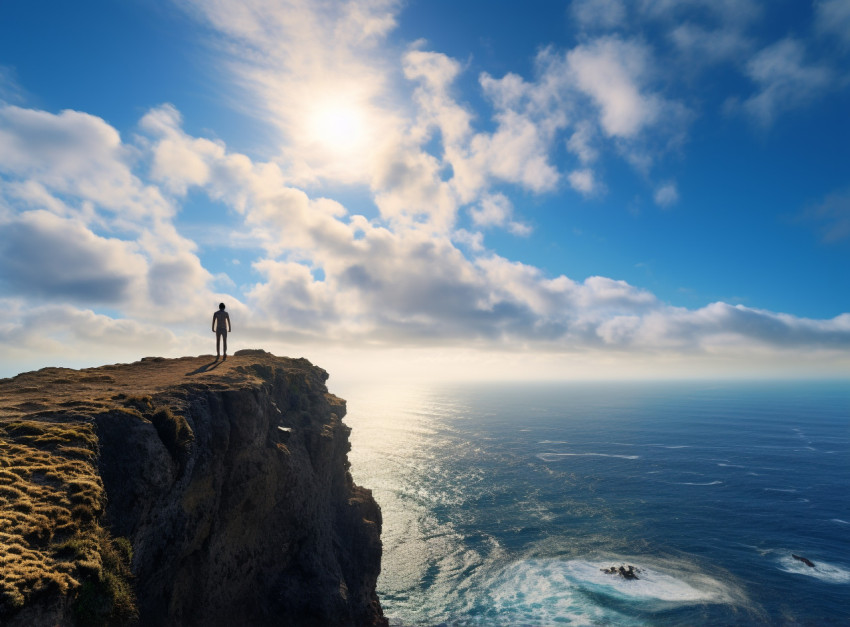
[342,380,850,626]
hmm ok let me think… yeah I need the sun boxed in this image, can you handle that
[307,105,367,153]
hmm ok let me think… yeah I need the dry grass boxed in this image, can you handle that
[0,419,135,622]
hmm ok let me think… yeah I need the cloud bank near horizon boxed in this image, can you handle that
[1,0,849,378]
[1,100,848,374]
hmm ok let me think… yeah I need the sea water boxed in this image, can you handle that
[341,381,850,626]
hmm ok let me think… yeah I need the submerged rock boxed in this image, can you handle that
[0,350,386,626]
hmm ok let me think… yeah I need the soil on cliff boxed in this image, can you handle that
[0,350,385,626]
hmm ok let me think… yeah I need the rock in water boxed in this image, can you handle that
[792,554,816,568]
[0,350,386,626]
[600,564,641,579]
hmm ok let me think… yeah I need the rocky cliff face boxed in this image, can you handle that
[0,350,386,626]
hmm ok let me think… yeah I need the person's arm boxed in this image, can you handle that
[226,312,231,332]
[212,313,216,332]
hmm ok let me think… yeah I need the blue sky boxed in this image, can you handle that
[1,0,849,380]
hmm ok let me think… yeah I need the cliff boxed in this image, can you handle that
[0,350,386,626]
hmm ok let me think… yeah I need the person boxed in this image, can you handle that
[212,303,231,360]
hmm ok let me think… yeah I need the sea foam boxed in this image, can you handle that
[776,554,850,584]
[561,559,730,603]
[485,556,738,626]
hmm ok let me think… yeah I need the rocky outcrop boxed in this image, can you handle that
[600,564,641,580]
[0,350,386,626]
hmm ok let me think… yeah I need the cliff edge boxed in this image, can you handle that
[0,350,386,626]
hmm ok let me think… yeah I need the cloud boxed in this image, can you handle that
[742,39,834,125]
[178,0,404,187]
[0,64,26,104]
[2,4,849,378]
[653,182,679,207]
[0,104,218,322]
[597,302,850,352]
[0,105,170,222]
[801,188,850,243]
[636,0,762,26]
[567,38,657,138]
[173,0,695,234]
[568,169,598,195]
[370,140,458,230]
[0,211,146,302]
[0,299,191,375]
[2,103,849,374]
[567,37,682,140]
[668,22,752,65]
[567,121,599,164]
[246,260,340,336]
[462,109,560,195]
[4,304,177,350]
[469,193,530,235]
[815,0,850,49]
[571,0,762,35]
[405,48,563,207]
[129,104,850,360]
[141,104,223,195]
[571,0,762,68]
[571,0,627,30]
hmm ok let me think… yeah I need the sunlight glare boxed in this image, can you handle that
[308,105,366,153]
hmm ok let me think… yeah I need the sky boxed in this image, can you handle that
[1,0,849,382]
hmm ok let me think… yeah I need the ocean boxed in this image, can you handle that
[341,380,850,626]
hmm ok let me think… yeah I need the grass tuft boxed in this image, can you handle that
[70,527,137,625]
[0,417,137,623]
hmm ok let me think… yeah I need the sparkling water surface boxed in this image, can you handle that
[340,381,850,626]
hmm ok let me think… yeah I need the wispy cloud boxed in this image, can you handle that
[654,182,679,208]
[0,64,26,104]
[801,188,850,243]
[815,0,850,50]
[742,38,834,125]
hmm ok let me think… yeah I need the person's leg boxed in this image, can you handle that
[222,330,228,358]
[216,330,222,357]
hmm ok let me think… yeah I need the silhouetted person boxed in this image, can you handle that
[212,303,231,360]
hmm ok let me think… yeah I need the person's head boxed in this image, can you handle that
[219,303,225,310]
